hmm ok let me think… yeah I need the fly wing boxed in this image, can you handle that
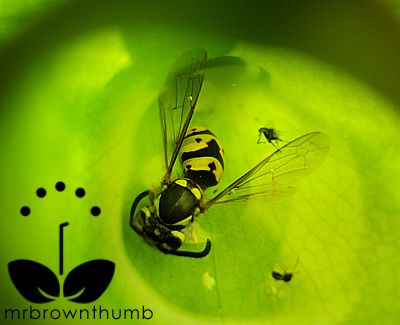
[159,48,207,184]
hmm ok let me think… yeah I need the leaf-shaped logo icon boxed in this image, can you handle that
[8,260,60,303]
[63,260,115,303]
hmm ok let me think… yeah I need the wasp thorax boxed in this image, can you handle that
[157,178,202,225]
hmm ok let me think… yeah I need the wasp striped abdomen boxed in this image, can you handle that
[180,127,225,189]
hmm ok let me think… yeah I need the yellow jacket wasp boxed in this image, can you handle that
[130,48,331,258]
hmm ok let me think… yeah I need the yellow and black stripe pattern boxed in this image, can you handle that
[179,127,225,189]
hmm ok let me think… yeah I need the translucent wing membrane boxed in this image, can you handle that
[182,220,209,245]
[203,132,330,210]
[159,48,207,183]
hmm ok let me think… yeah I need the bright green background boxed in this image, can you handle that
[1,0,400,324]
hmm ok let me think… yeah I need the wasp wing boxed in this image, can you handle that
[181,220,210,245]
[203,132,330,210]
[159,48,207,183]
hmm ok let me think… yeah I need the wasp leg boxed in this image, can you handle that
[130,190,150,234]
[156,239,212,258]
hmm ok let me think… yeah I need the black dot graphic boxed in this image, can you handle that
[21,206,30,216]
[91,206,101,216]
[36,188,46,198]
[75,188,85,198]
[22,183,100,217]
[56,182,66,192]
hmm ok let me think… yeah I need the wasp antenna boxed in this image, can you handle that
[157,239,211,258]
[130,190,150,225]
